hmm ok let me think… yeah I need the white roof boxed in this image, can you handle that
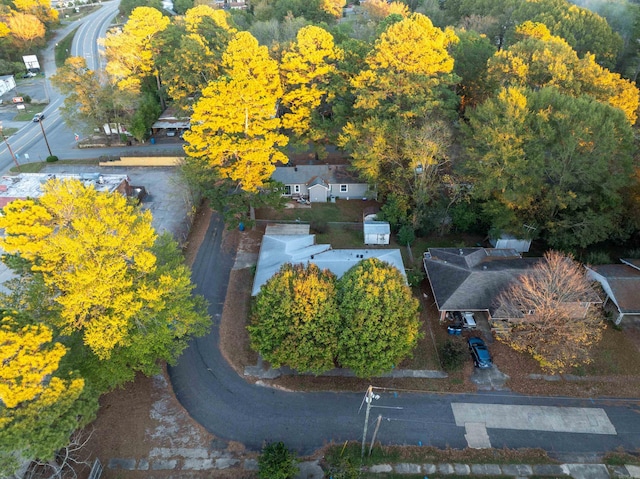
[364,221,390,235]
[252,233,406,295]
[0,173,128,205]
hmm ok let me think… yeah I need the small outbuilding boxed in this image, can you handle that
[364,221,390,245]
[0,75,16,97]
[489,233,531,253]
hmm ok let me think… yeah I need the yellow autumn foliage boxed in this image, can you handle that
[0,316,67,408]
[280,26,341,141]
[489,23,640,124]
[103,7,169,92]
[184,5,235,33]
[0,179,157,359]
[184,31,288,192]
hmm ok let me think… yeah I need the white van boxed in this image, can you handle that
[463,312,477,329]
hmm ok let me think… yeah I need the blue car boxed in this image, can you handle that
[468,337,492,369]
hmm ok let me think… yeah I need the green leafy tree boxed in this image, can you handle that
[462,86,635,249]
[451,29,496,110]
[119,0,163,16]
[248,263,340,374]
[129,91,161,141]
[258,442,298,479]
[337,258,421,377]
[156,7,235,107]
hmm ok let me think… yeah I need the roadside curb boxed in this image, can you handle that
[104,458,639,479]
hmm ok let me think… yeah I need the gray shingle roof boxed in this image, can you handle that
[589,263,640,314]
[271,165,364,186]
[423,248,540,312]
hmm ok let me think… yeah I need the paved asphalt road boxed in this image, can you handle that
[168,213,640,459]
[0,1,137,172]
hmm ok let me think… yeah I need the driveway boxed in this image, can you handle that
[168,217,640,458]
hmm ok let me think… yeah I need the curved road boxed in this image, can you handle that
[0,2,119,172]
[169,213,640,458]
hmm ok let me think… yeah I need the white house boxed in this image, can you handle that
[271,165,372,203]
[252,230,405,296]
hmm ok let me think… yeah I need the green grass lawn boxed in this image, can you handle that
[13,105,46,121]
[256,198,373,223]
[0,127,18,137]
[10,159,100,173]
[55,27,78,68]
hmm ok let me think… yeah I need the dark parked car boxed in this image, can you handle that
[468,337,492,368]
[32,113,44,122]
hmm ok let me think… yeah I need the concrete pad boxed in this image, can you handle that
[295,460,324,479]
[452,403,616,434]
[533,464,568,476]
[464,422,492,449]
[233,252,258,269]
[563,464,610,479]
[215,458,239,469]
[394,463,421,474]
[439,463,454,474]
[423,464,437,474]
[151,460,178,470]
[626,466,640,478]
[183,458,214,470]
[454,463,471,475]
[108,458,136,470]
[501,464,533,476]
[149,447,209,458]
[471,464,503,475]
[137,459,149,470]
[369,464,392,473]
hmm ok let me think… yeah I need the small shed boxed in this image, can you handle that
[489,234,531,253]
[364,221,390,245]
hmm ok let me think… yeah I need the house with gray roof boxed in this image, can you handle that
[423,247,541,323]
[587,259,640,325]
[271,165,372,203]
[424,248,602,333]
[252,231,405,296]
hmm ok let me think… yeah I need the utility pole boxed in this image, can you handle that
[0,121,20,171]
[39,118,53,157]
[369,415,383,457]
[360,386,380,458]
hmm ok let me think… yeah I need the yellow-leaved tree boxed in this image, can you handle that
[362,0,409,21]
[488,22,640,124]
[102,6,169,92]
[350,13,458,119]
[280,25,342,144]
[0,179,157,359]
[0,313,93,477]
[184,31,288,192]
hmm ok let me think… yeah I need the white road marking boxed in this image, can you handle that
[451,403,616,435]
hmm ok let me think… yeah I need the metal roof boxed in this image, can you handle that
[252,232,406,295]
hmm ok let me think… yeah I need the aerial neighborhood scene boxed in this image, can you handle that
[2,0,640,477]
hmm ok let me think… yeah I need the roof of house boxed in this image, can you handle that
[252,233,405,295]
[271,165,364,186]
[423,247,540,312]
[0,173,129,208]
[364,221,390,235]
[589,262,640,314]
